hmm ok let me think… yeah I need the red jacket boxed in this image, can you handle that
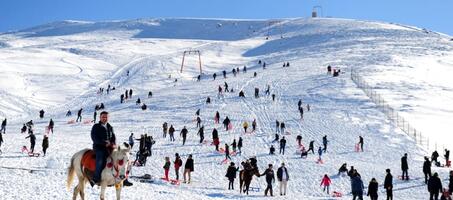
[320,176,331,186]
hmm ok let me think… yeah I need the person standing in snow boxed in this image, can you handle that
[277,163,289,196]
[358,136,364,152]
[0,130,4,152]
[42,135,49,156]
[168,125,175,142]
[384,168,393,200]
[196,116,202,128]
[180,126,188,145]
[243,66,247,73]
[163,157,171,181]
[279,137,286,155]
[0,118,6,134]
[428,172,443,200]
[423,156,432,184]
[197,126,204,143]
[93,111,97,123]
[280,122,286,134]
[48,118,54,134]
[367,178,379,200]
[214,111,220,124]
[351,173,364,200]
[320,174,331,194]
[272,94,276,101]
[322,135,328,153]
[129,89,133,98]
[432,150,440,165]
[162,122,168,138]
[296,135,302,147]
[261,164,275,196]
[223,70,227,79]
[76,108,83,122]
[231,139,237,152]
[225,143,231,160]
[318,146,323,160]
[128,133,134,149]
[243,121,249,133]
[224,82,229,92]
[269,145,275,155]
[225,162,238,190]
[308,140,315,154]
[25,132,36,153]
[183,154,194,184]
[252,119,257,132]
[401,153,409,180]
[213,73,217,80]
[299,106,304,119]
[120,94,124,103]
[238,137,243,154]
[212,128,220,151]
[223,116,230,131]
[174,153,183,181]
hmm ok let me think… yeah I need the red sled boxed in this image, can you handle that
[21,146,40,157]
[332,191,342,197]
[67,119,76,124]
[355,143,360,152]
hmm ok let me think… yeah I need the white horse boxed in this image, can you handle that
[67,143,131,200]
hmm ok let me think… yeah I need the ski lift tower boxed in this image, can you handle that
[180,50,202,74]
[312,6,323,18]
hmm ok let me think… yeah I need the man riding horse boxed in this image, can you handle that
[240,157,261,195]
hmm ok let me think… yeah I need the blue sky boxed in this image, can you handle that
[1,0,452,35]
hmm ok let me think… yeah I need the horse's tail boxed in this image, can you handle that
[67,154,76,189]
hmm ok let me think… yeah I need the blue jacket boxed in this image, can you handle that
[91,122,116,150]
[351,176,364,194]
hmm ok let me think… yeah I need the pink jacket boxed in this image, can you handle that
[320,176,331,186]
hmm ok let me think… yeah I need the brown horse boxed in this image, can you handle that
[239,166,260,195]
[67,143,131,200]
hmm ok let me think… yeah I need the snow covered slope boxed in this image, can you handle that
[0,18,452,199]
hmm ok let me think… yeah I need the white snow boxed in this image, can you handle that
[0,17,452,199]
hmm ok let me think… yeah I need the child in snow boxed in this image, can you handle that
[320,174,331,194]
[163,157,171,181]
[225,162,238,190]
[318,146,323,160]
[269,145,275,155]
[42,135,49,156]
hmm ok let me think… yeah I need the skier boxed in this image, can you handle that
[243,121,249,133]
[384,169,393,200]
[351,173,364,200]
[218,85,223,96]
[48,119,54,134]
[0,130,3,153]
[322,135,328,153]
[174,153,183,181]
[212,128,220,151]
[269,145,275,155]
[428,173,443,200]
[320,174,331,194]
[367,178,379,200]
[39,109,45,119]
[163,157,171,181]
[169,125,175,142]
[252,119,257,132]
[129,89,133,98]
[226,162,238,190]
[128,133,134,149]
[162,122,168,138]
[401,153,409,180]
[423,156,432,184]
[358,136,364,152]
[197,126,204,143]
[296,135,302,146]
[183,154,194,183]
[279,137,286,155]
[0,118,6,134]
[238,137,243,154]
[261,164,275,196]
[42,135,49,156]
[25,132,36,153]
[180,126,188,145]
[280,122,285,134]
[76,108,83,122]
[308,140,315,154]
[277,162,289,196]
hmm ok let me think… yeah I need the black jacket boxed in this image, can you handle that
[384,173,393,189]
[185,158,194,171]
[367,181,378,197]
[90,122,116,150]
[423,160,431,174]
[212,129,219,139]
[401,155,408,170]
[26,134,36,144]
[428,176,443,193]
[225,166,238,179]
[279,138,286,147]
[276,167,289,181]
[261,168,275,183]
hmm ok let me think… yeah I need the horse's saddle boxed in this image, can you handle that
[81,150,96,179]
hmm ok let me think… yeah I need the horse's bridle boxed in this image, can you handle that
[106,155,131,182]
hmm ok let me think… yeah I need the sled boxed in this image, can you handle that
[332,191,342,197]
[220,158,229,165]
[354,143,360,152]
[21,146,40,157]
[249,187,261,192]
[228,123,233,131]
[131,174,154,183]
[316,158,324,164]
[67,119,76,124]
[160,178,180,185]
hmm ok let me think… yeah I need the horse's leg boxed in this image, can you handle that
[100,183,107,200]
[115,182,123,200]
[79,178,86,200]
[72,183,79,200]
[245,179,251,195]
